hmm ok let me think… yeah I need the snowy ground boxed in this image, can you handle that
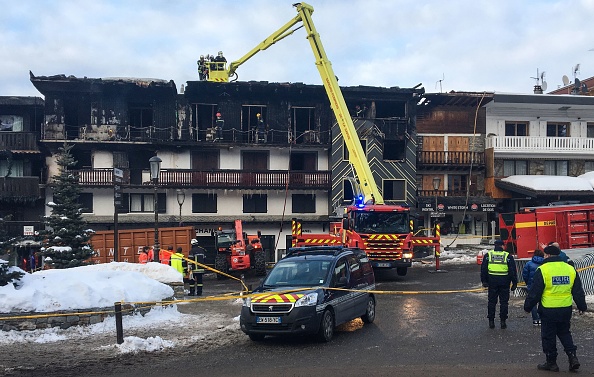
[0,247,592,357]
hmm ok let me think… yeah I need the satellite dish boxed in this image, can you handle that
[562,75,570,86]
[542,81,548,91]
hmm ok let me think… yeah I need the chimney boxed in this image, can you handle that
[533,84,543,94]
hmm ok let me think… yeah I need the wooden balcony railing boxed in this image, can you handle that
[417,151,485,166]
[486,136,594,153]
[0,177,41,201]
[73,168,331,190]
[417,188,482,197]
[0,132,39,151]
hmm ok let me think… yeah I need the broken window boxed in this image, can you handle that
[292,107,317,144]
[292,194,316,213]
[129,103,153,141]
[343,140,367,161]
[192,193,217,213]
[383,140,406,161]
[241,105,267,143]
[243,194,267,213]
[374,100,406,118]
[0,115,23,131]
[382,179,406,201]
[191,103,217,141]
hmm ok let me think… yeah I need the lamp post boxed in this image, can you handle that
[149,156,162,262]
[432,176,441,235]
[176,189,186,226]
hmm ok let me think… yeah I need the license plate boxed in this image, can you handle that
[375,262,391,268]
[256,316,281,324]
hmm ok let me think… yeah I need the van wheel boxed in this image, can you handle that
[396,267,408,276]
[317,309,334,342]
[248,333,265,341]
[361,296,376,324]
[254,250,266,276]
[215,253,229,280]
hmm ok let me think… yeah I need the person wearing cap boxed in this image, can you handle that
[480,239,518,329]
[197,55,208,80]
[213,51,227,71]
[215,112,224,141]
[188,239,206,296]
[524,244,587,372]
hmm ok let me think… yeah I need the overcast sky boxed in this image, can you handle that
[2,0,594,98]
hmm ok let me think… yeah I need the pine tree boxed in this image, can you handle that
[0,260,24,287]
[41,143,95,268]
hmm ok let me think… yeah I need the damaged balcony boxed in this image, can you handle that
[73,168,331,190]
[417,151,485,170]
[0,177,41,202]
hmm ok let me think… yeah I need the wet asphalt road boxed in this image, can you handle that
[104,263,594,377]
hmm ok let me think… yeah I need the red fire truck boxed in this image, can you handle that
[499,203,594,259]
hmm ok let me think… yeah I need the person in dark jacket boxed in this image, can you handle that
[524,245,587,372]
[480,239,518,329]
[188,239,205,296]
[522,249,545,325]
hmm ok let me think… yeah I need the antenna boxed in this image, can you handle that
[573,63,580,79]
[531,69,547,93]
[435,73,444,93]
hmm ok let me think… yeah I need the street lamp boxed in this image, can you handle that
[149,156,162,262]
[176,189,186,226]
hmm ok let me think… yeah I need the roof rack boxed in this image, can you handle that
[286,245,346,257]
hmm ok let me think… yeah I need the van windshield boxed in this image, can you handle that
[264,259,331,287]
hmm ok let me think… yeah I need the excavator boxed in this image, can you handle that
[206,2,439,275]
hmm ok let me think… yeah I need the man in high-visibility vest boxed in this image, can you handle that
[480,239,518,329]
[524,245,587,372]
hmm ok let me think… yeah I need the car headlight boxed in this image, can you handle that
[295,292,318,307]
[243,296,252,307]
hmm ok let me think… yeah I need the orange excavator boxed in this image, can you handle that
[214,219,267,279]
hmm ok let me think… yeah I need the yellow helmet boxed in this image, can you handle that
[256,113,261,117]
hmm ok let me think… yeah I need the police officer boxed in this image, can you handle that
[480,239,518,329]
[524,245,587,372]
[188,239,206,296]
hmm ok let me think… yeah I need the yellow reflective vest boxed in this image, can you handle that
[539,261,576,308]
[487,250,509,276]
[170,252,184,275]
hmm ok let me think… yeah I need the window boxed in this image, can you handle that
[241,105,267,141]
[382,179,406,201]
[503,160,527,176]
[547,123,569,137]
[0,115,23,131]
[331,257,348,286]
[0,160,23,177]
[242,151,268,170]
[292,107,316,144]
[383,140,406,161]
[292,194,316,213]
[347,255,362,281]
[129,103,153,140]
[243,194,267,213]
[505,122,527,136]
[343,140,367,161]
[290,152,317,171]
[191,103,218,140]
[192,193,217,213]
[78,193,93,213]
[544,160,568,176]
[192,150,219,170]
[130,193,166,213]
[342,179,355,203]
[587,123,594,138]
[585,161,594,173]
[448,175,468,194]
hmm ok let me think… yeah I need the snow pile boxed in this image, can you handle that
[116,336,174,353]
[0,262,175,313]
[83,262,183,284]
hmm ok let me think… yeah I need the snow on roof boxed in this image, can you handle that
[501,175,594,192]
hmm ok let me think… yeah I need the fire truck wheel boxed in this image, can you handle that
[254,250,266,276]
[396,267,408,276]
[317,309,334,342]
[248,333,265,342]
[215,253,229,280]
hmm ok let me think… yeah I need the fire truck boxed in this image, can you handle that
[214,220,267,279]
[206,2,438,275]
[499,203,594,259]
